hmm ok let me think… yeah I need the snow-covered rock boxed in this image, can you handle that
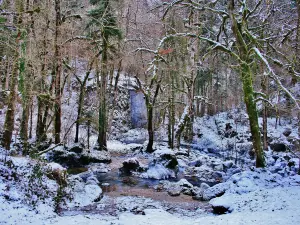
[140,164,175,180]
[120,157,141,174]
[153,148,178,169]
[203,182,230,201]
[67,175,103,208]
[80,150,111,164]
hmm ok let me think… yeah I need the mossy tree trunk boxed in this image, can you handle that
[229,0,265,167]
[241,63,265,167]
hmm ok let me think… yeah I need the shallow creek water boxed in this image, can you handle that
[65,153,213,215]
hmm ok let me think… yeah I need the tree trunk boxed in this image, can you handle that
[241,63,265,167]
[2,57,18,150]
[175,110,189,149]
[229,0,265,167]
[2,0,23,150]
[36,96,44,141]
[261,76,268,151]
[29,100,33,139]
[75,83,85,143]
[146,105,154,153]
[296,0,300,138]
[54,0,61,144]
[20,100,30,142]
[97,35,108,150]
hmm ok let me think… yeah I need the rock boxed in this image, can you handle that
[130,207,146,215]
[231,168,242,175]
[69,143,84,154]
[174,149,189,157]
[270,143,286,152]
[202,183,230,201]
[181,187,193,195]
[167,187,181,196]
[189,159,202,167]
[207,148,218,154]
[200,182,210,190]
[77,171,94,181]
[214,164,223,171]
[120,157,140,174]
[288,161,295,167]
[80,150,111,164]
[191,187,203,200]
[283,128,292,137]
[88,163,110,173]
[224,123,238,138]
[223,161,234,169]
[86,176,99,185]
[192,194,203,200]
[154,149,178,169]
[44,145,81,168]
[212,171,224,180]
[140,164,175,180]
[67,175,103,208]
[283,155,291,161]
[177,179,193,188]
[177,179,194,196]
[212,205,230,214]
[272,155,279,161]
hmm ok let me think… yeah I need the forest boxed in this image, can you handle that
[0,0,300,224]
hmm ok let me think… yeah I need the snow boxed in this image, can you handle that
[140,164,176,180]
[1,109,300,224]
[48,162,66,171]
[1,147,300,225]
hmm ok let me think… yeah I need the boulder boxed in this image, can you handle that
[224,123,238,138]
[67,175,103,208]
[154,149,178,169]
[200,182,210,190]
[192,187,203,200]
[189,159,202,167]
[120,157,140,174]
[140,164,175,180]
[223,161,234,169]
[202,183,230,201]
[44,145,81,168]
[283,128,292,137]
[270,143,286,152]
[177,179,193,189]
[167,186,181,196]
[80,150,111,164]
[212,205,231,214]
[86,176,100,185]
[69,143,84,154]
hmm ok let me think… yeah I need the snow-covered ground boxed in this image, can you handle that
[1,143,300,225]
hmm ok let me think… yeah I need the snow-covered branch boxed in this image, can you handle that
[252,47,300,110]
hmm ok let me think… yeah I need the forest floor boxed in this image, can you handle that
[1,111,300,225]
